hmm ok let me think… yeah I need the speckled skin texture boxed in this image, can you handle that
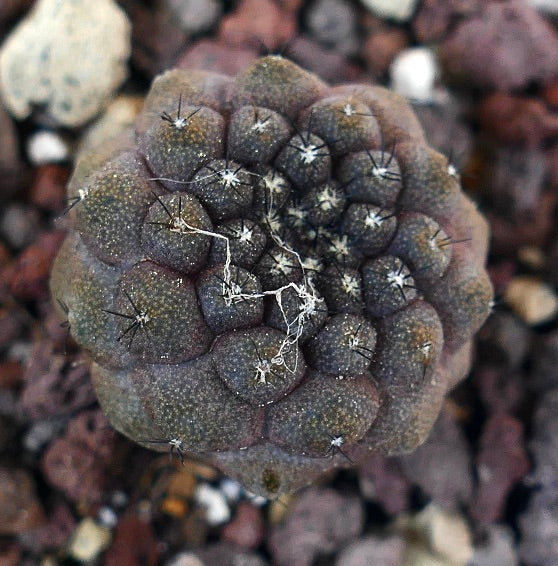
[50,56,493,497]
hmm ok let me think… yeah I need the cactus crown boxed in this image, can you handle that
[50,56,493,497]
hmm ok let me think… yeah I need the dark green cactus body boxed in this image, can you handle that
[50,56,492,497]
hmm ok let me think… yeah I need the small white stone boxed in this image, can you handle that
[68,518,111,562]
[97,506,118,528]
[23,417,66,453]
[390,47,439,103]
[416,504,473,565]
[194,483,231,526]
[220,478,243,503]
[244,492,268,507]
[505,276,558,326]
[360,0,418,22]
[397,504,473,566]
[27,130,69,165]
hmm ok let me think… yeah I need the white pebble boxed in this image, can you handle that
[244,491,269,507]
[68,518,111,562]
[97,506,119,528]
[360,0,417,22]
[220,477,243,503]
[0,0,131,127]
[23,417,67,453]
[194,483,231,526]
[390,47,439,104]
[27,130,69,165]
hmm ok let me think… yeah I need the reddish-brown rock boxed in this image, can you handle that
[177,39,258,75]
[440,1,558,90]
[218,0,297,50]
[9,231,65,301]
[103,515,159,566]
[469,413,530,524]
[479,93,558,147]
[0,467,45,534]
[222,501,265,550]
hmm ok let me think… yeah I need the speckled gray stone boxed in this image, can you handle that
[0,0,131,127]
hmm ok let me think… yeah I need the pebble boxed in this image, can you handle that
[167,553,206,566]
[478,311,531,372]
[360,0,418,22]
[518,245,546,271]
[505,275,558,325]
[110,490,129,510]
[165,0,221,34]
[421,505,473,564]
[440,1,558,90]
[397,504,473,565]
[402,545,450,566]
[478,93,558,147]
[412,96,472,161]
[0,467,45,534]
[222,501,264,549]
[0,203,40,250]
[390,47,439,103]
[218,0,297,50]
[194,483,231,526]
[29,164,69,213]
[336,534,406,566]
[220,477,243,503]
[41,409,114,507]
[288,35,362,83]
[177,39,259,75]
[306,0,359,55]
[67,518,111,562]
[77,95,143,161]
[103,514,159,565]
[200,543,268,566]
[469,413,529,524]
[27,131,69,166]
[0,542,21,566]
[469,525,518,566]
[398,406,473,510]
[23,416,68,453]
[519,488,558,566]
[25,503,76,554]
[97,506,119,529]
[0,0,131,127]
[363,27,409,77]
[413,0,482,43]
[358,453,410,514]
[269,487,364,566]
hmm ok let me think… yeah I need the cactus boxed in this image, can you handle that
[50,56,493,497]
